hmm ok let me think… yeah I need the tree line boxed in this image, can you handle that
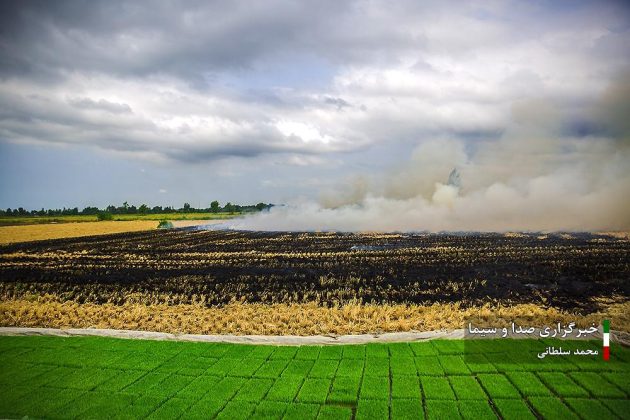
[0,201,273,217]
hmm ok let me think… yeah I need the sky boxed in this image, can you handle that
[0,1,629,231]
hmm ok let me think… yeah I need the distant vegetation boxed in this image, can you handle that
[1,201,273,217]
[0,201,273,226]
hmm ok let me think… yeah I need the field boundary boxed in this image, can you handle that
[1,326,628,345]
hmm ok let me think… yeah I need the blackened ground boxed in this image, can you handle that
[0,230,628,311]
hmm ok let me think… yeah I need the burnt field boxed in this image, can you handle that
[0,229,628,311]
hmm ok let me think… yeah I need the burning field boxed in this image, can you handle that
[1,229,628,335]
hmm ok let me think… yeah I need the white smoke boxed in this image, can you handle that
[224,79,630,232]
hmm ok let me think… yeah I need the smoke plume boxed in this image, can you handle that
[226,78,630,232]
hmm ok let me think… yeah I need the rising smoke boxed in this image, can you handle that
[226,77,630,232]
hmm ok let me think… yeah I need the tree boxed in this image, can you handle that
[97,211,113,221]
[139,204,149,214]
[210,201,220,213]
[223,202,235,213]
[255,202,267,211]
[183,203,191,213]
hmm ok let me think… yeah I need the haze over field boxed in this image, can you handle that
[1,0,629,231]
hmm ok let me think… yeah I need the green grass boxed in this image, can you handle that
[0,336,627,419]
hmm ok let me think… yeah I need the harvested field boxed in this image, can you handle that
[0,229,628,334]
[0,230,627,309]
[2,300,629,335]
[0,221,158,244]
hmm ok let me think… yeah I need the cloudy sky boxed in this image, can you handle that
[0,0,629,230]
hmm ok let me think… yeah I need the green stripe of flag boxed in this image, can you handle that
[603,319,610,333]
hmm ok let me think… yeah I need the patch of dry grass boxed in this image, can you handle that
[0,221,157,244]
[1,298,627,335]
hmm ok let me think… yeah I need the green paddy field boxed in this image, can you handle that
[0,336,628,419]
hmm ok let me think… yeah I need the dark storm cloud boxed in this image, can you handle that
[0,0,414,82]
[0,0,629,165]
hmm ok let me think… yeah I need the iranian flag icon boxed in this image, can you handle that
[603,319,610,361]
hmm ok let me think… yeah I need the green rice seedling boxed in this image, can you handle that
[282,360,314,377]
[537,372,589,398]
[207,357,242,377]
[270,347,298,360]
[392,375,420,400]
[366,343,389,358]
[122,372,169,394]
[415,357,445,376]
[94,370,146,392]
[182,396,226,420]
[356,399,388,420]
[319,347,342,360]
[283,403,320,419]
[342,345,366,359]
[309,359,339,378]
[432,340,465,355]
[251,401,289,419]
[438,356,470,375]
[265,376,304,402]
[391,357,417,377]
[336,358,364,377]
[209,376,247,400]
[448,376,487,400]
[295,346,321,360]
[359,375,390,400]
[492,399,536,419]
[216,400,256,420]
[504,372,550,397]
[601,372,629,392]
[317,405,352,419]
[364,357,389,377]
[247,346,276,359]
[254,359,291,378]
[233,378,274,402]
[457,400,495,420]
[600,399,630,418]
[528,397,575,418]
[230,358,267,377]
[424,400,459,419]
[175,375,220,399]
[464,353,497,373]
[16,387,86,419]
[327,376,361,404]
[564,398,616,420]
[409,342,437,357]
[296,378,331,404]
[568,372,626,398]
[420,376,455,400]
[391,399,423,420]
[146,397,195,419]
[477,374,520,399]
[389,343,414,358]
[145,374,194,399]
